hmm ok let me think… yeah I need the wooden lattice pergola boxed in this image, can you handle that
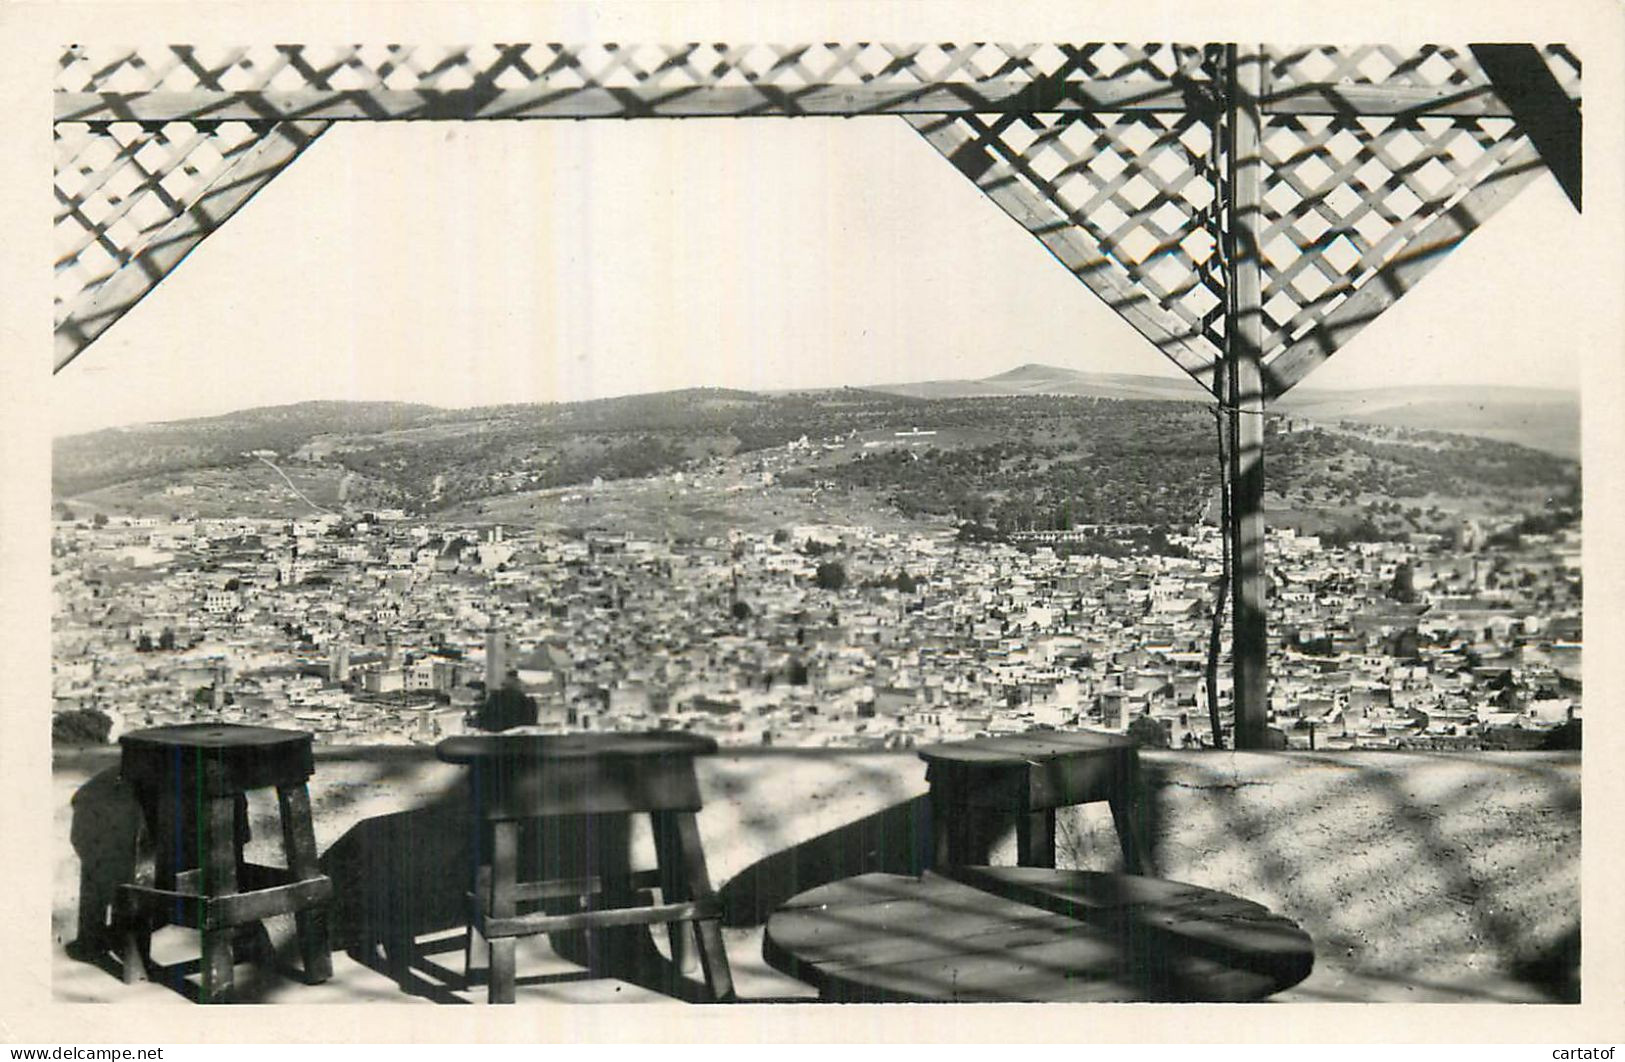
[53,42,1581,748]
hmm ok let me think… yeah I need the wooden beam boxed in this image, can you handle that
[1224,45,1270,751]
[905,114,1221,393]
[59,76,1579,125]
[1261,83,1515,117]
[1471,44,1582,211]
[54,119,329,372]
[1262,138,1546,399]
[57,79,1208,124]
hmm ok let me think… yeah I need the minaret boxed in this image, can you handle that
[329,641,350,684]
[486,627,507,690]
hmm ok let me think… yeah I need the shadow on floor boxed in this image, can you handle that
[1508,923,1580,1003]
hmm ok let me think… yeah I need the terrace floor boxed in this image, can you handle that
[51,919,1573,1006]
[52,747,1582,1006]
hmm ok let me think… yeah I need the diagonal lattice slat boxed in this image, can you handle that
[1253,112,1533,365]
[1263,44,1580,115]
[54,119,328,369]
[908,107,1227,391]
[907,44,1576,398]
[1267,44,1580,97]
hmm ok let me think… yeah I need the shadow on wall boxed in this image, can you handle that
[315,781,471,990]
[719,795,932,927]
[318,781,708,1000]
[66,767,144,961]
[1130,752,1580,1003]
[718,763,1169,928]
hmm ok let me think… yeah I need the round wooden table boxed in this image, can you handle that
[764,867,1314,1002]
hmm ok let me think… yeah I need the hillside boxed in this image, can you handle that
[53,401,441,499]
[1273,387,1579,459]
[872,364,1579,458]
[54,384,1579,544]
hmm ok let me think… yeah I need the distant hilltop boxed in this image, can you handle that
[871,363,1578,458]
[876,362,1212,404]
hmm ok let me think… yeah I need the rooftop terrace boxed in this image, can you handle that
[52,746,1579,1006]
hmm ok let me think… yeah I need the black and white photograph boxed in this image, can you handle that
[6,0,1625,1047]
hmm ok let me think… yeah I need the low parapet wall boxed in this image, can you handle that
[52,746,1580,1002]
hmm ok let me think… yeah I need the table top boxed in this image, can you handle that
[764,867,1314,1003]
[436,730,718,765]
[917,729,1133,768]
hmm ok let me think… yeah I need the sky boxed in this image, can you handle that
[52,116,1592,436]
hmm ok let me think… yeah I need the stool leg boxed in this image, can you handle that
[929,785,973,869]
[117,786,157,983]
[116,889,151,984]
[652,811,734,1003]
[200,796,239,1004]
[1016,809,1057,869]
[1107,792,1148,875]
[153,786,183,890]
[487,820,519,1004]
[277,783,333,984]
[463,865,491,991]
[233,794,252,882]
[1109,752,1152,876]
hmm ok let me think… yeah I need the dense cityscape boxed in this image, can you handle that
[51,445,1583,750]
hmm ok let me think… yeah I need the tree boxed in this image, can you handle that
[1387,562,1418,604]
[1126,714,1170,749]
[1542,719,1581,750]
[474,686,539,732]
[92,512,108,528]
[1389,627,1421,661]
[53,708,113,746]
[135,633,154,653]
[731,599,753,622]
[814,561,847,591]
[157,627,177,651]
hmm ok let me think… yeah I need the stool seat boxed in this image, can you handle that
[438,730,718,763]
[121,723,316,795]
[439,731,717,819]
[437,731,734,1003]
[115,724,332,1002]
[919,729,1148,873]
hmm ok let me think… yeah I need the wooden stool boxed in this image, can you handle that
[115,724,333,1002]
[918,730,1149,873]
[436,731,734,1004]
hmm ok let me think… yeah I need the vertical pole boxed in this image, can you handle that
[1225,44,1270,750]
